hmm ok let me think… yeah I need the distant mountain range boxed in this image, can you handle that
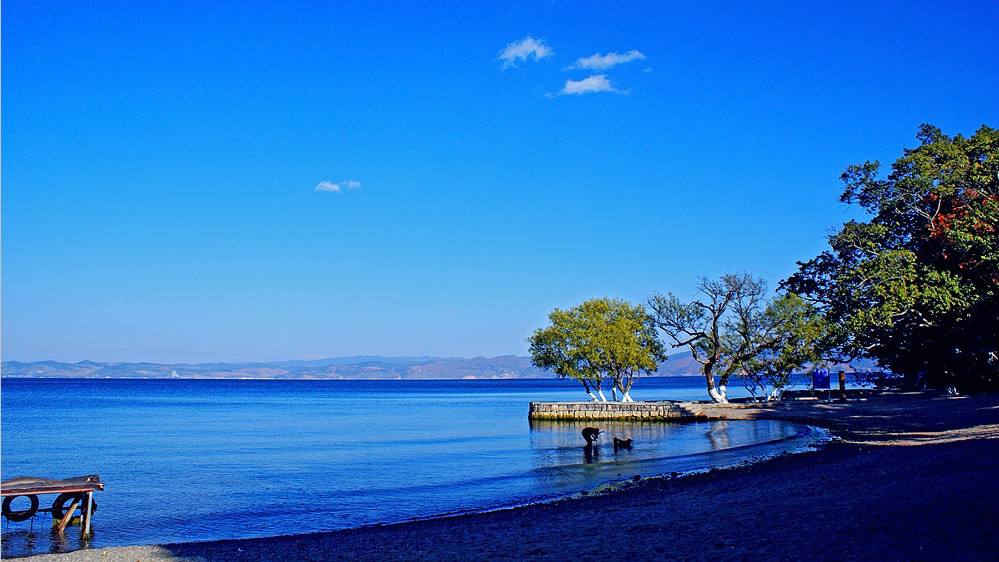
[0,355,879,380]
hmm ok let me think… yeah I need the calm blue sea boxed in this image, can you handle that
[1,378,818,557]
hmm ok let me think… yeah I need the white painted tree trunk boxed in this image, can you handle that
[586,391,599,402]
[622,391,634,402]
[708,387,729,403]
[611,387,619,401]
[597,389,608,402]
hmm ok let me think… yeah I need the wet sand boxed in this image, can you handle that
[15,392,999,561]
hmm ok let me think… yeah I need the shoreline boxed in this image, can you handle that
[1,374,712,381]
[5,420,829,560]
[13,392,999,561]
[393,421,830,526]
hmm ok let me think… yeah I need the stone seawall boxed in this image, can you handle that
[528,401,687,421]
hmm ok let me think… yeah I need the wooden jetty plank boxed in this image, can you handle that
[55,499,79,533]
[2,484,102,496]
[0,475,103,497]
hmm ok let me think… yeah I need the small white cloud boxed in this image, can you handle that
[568,50,646,70]
[560,74,622,95]
[315,181,342,193]
[498,36,553,69]
[315,179,362,193]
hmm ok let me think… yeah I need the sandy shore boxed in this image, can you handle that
[14,392,999,561]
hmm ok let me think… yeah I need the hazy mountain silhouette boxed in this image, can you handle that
[1,354,877,380]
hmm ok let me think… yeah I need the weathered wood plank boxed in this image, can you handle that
[1,475,103,497]
[55,500,79,533]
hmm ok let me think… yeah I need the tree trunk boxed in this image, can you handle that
[704,364,729,403]
[597,389,608,402]
[615,382,634,401]
[617,376,635,402]
[708,387,727,403]
[610,386,619,401]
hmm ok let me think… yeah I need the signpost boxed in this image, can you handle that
[812,368,831,402]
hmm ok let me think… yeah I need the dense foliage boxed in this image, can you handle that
[529,298,666,401]
[784,124,999,390]
[740,294,830,401]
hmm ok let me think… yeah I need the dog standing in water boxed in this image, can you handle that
[613,437,633,452]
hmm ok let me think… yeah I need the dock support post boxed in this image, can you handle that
[82,491,93,538]
[56,500,79,534]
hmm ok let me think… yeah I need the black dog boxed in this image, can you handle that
[613,437,633,452]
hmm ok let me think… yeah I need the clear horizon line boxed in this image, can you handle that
[2,351,695,365]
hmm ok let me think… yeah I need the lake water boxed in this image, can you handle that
[1,378,821,557]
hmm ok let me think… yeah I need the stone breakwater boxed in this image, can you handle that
[528,401,691,421]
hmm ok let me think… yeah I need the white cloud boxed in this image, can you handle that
[568,50,646,70]
[498,36,553,69]
[315,181,342,193]
[560,74,622,95]
[315,179,362,193]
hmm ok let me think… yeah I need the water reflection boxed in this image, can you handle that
[706,420,731,450]
[0,523,94,557]
[528,419,804,474]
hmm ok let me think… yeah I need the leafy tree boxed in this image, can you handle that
[529,298,666,402]
[648,274,779,403]
[741,294,830,401]
[529,306,606,401]
[783,124,999,390]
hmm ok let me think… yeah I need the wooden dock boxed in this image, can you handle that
[1,474,104,538]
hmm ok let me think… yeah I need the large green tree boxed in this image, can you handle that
[783,124,999,390]
[529,298,666,402]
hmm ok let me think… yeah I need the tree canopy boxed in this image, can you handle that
[529,298,666,402]
[648,275,830,403]
[783,124,999,390]
[648,274,779,403]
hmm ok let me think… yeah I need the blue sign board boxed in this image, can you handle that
[812,369,830,390]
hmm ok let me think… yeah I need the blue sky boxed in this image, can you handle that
[3,1,998,362]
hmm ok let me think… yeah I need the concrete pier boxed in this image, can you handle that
[528,401,690,421]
